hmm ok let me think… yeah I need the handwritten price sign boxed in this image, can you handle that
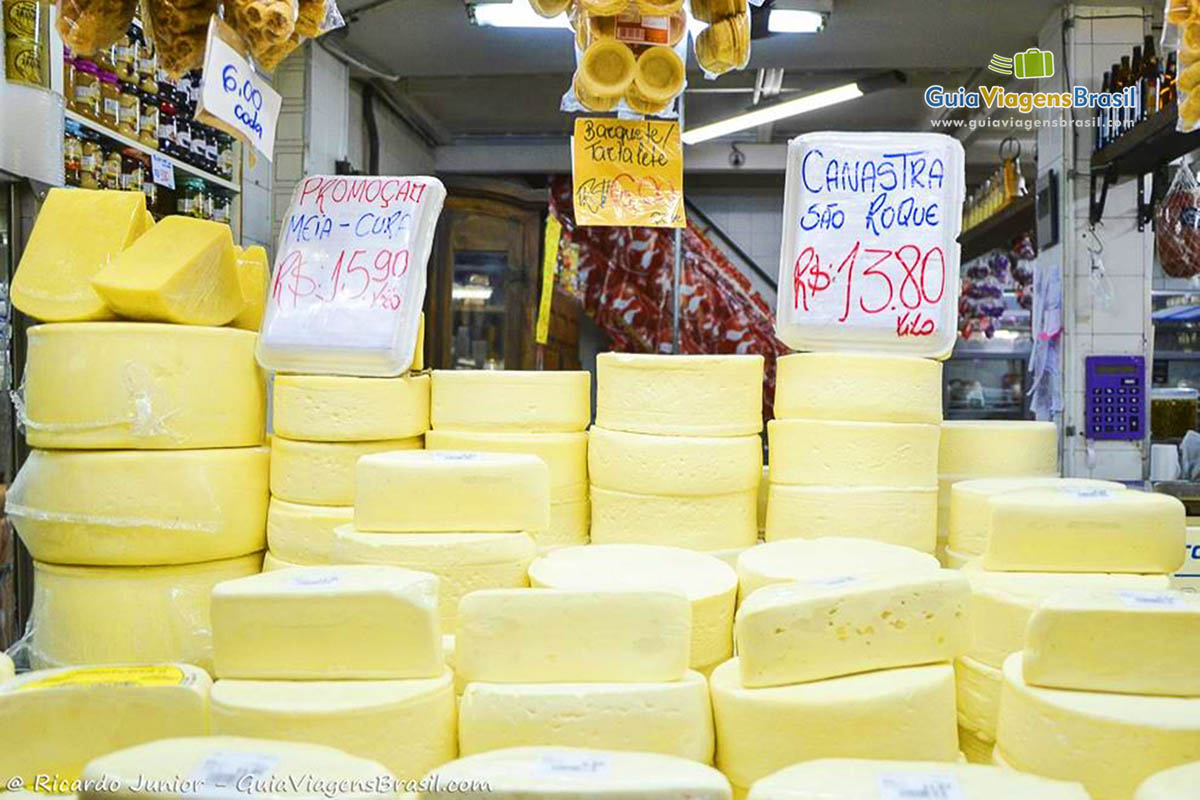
[198,18,282,159]
[775,132,965,358]
[571,118,684,228]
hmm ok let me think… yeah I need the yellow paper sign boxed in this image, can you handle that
[572,118,685,228]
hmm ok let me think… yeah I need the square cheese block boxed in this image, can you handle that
[768,419,939,488]
[1023,588,1200,696]
[735,570,971,687]
[273,373,430,442]
[590,486,758,552]
[266,498,354,565]
[765,485,938,552]
[1136,762,1200,800]
[736,537,940,602]
[938,421,1059,476]
[588,427,762,497]
[270,435,423,506]
[984,487,1186,573]
[229,245,270,331]
[355,451,550,533]
[428,430,588,503]
[11,188,151,322]
[211,565,443,680]
[431,370,591,432]
[456,588,692,683]
[774,353,942,424]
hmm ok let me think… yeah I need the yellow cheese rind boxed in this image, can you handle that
[0,653,12,682]
[765,485,938,552]
[9,447,269,566]
[211,565,443,680]
[590,486,757,551]
[768,419,939,487]
[0,664,210,786]
[1136,762,1200,800]
[265,498,353,565]
[270,435,423,506]
[230,245,269,331]
[546,497,589,548]
[431,370,591,432]
[959,726,996,765]
[211,673,457,781]
[956,656,1002,741]
[27,554,262,672]
[428,430,588,502]
[274,373,431,442]
[710,660,958,790]
[735,537,941,601]
[774,353,942,423]
[939,420,1058,476]
[458,671,713,762]
[456,589,691,683]
[22,323,266,450]
[262,551,301,571]
[589,427,761,496]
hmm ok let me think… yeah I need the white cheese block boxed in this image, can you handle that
[588,427,761,496]
[546,497,589,548]
[1135,762,1200,800]
[0,664,210,784]
[1175,525,1200,592]
[273,373,430,442]
[767,419,939,487]
[943,547,971,569]
[421,747,732,799]
[996,652,1200,800]
[431,370,591,432]
[211,673,456,780]
[956,656,1002,741]
[595,353,764,436]
[1023,588,1200,696]
[332,527,535,630]
[959,726,996,766]
[529,544,737,670]
[710,660,958,790]
[265,498,353,565]
[8,446,268,566]
[735,570,970,687]
[356,451,549,533]
[774,353,942,424]
[262,551,300,571]
[270,436,423,507]
[765,485,938,552]
[211,565,442,680]
[0,653,12,682]
[458,670,713,762]
[590,486,757,551]
[984,487,1186,573]
[27,554,262,672]
[939,420,1058,477]
[736,537,941,601]
[457,589,691,683]
[427,430,588,503]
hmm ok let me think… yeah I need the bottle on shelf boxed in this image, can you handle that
[1143,34,1160,120]
[1119,55,1133,135]
[1097,70,1110,150]
[1162,51,1178,111]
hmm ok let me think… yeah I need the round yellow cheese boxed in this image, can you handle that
[547,497,589,548]
[736,537,940,601]
[938,420,1058,476]
[590,486,758,551]
[265,498,353,564]
[431,370,591,432]
[1136,762,1200,800]
[774,352,942,423]
[956,656,1002,742]
[589,426,761,496]
[959,726,996,765]
[262,551,301,571]
[270,435,423,506]
[427,429,588,502]
[765,485,938,552]
[273,373,430,442]
[768,419,939,487]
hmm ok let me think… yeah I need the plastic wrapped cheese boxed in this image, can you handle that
[589,427,761,496]
[774,353,942,423]
[736,537,941,601]
[431,370,591,432]
[765,485,938,552]
[590,486,757,551]
[270,435,423,506]
[956,656,1002,742]
[1135,762,1200,800]
[768,419,938,487]
[427,430,588,502]
[230,245,270,331]
[265,498,353,565]
[938,420,1058,477]
[274,373,430,442]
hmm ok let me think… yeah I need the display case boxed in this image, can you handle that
[943,338,1033,420]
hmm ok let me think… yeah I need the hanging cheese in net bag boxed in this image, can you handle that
[142,0,217,76]
[57,0,137,56]
[1157,161,1200,278]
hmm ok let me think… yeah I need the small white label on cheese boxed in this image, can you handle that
[288,573,341,588]
[192,752,280,795]
[533,753,613,778]
[806,575,861,589]
[1118,590,1185,609]
[878,773,965,800]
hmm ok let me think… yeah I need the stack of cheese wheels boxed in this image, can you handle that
[1136,761,1200,800]
[939,421,1059,567]
[454,587,714,763]
[766,353,941,553]
[589,353,764,554]
[426,369,592,550]
[208,564,457,781]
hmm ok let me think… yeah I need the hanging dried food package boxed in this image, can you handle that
[56,0,136,56]
[294,0,343,38]
[142,0,218,76]
[226,0,297,65]
[1157,161,1200,278]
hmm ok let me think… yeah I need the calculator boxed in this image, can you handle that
[1084,355,1145,441]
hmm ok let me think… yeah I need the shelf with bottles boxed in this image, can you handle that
[1093,35,1179,158]
[962,137,1029,233]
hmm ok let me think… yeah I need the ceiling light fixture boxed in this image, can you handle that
[767,9,826,33]
[468,1,570,28]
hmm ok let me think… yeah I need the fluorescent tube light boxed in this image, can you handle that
[768,9,826,33]
[680,82,864,145]
[470,2,570,28]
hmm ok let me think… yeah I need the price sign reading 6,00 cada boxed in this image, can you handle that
[775,132,965,359]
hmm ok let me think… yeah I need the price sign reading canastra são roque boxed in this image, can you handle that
[775,132,965,358]
[571,118,684,228]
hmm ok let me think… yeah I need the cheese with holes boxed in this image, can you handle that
[590,486,757,551]
[711,660,957,790]
[457,589,691,683]
[91,216,242,325]
[356,451,549,533]
[530,544,736,669]
[774,353,942,423]
[0,664,210,785]
[274,374,430,442]
[459,671,712,762]
[8,446,268,566]
[589,427,761,496]
[271,436,422,506]
[939,420,1058,476]
[211,673,456,780]
[1175,525,1200,592]
[420,747,733,800]
[956,656,1002,741]
[22,323,266,450]
[265,499,353,565]
[996,652,1200,800]
[547,498,589,548]
[768,419,939,487]
[1023,588,1200,696]
[1136,762,1200,800]
[735,570,970,688]
[11,188,151,322]
[427,430,587,502]
[230,245,269,331]
[211,565,442,680]
[0,653,12,683]
[333,528,535,630]
[596,353,763,436]
[765,485,938,552]
[431,370,591,432]
[27,554,262,672]
[984,488,1185,573]
[736,537,941,601]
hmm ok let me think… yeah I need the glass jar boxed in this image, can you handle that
[4,0,49,89]
[117,80,139,138]
[218,134,234,180]
[98,70,120,129]
[120,147,144,192]
[157,95,175,156]
[137,35,156,93]
[175,117,192,163]
[190,122,207,166]
[101,145,122,190]
[213,193,231,224]
[177,177,202,216]
[71,58,100,119]
[138,90,158,149]
[204,129,218,174]
[79,129,101,188]
[112,29,136,82]
[1151,388,1199,441]
[63,120,82,185]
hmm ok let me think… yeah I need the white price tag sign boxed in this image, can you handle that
[776,132,965,358]
[533,753,612,778]
[878,773,965,800]
[190,752,279,798]
[1119,590,1184,610]
[199,19,282,160]
[151,153,175,189]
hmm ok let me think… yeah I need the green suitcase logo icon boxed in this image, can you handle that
[1013,48,1055,79]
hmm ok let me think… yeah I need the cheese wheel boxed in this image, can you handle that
[1136,762,1200,800]
[756,466,769,531]
[996,652,1200,800]
[431,370,591,432]
[768,419,939,487]
[589,427,761,496]
[265,498,353,565]
[590,486,757,551]
[211,673,456,780]
[273,373,431,442]
[230,244,269,331]
[270,436,423,507]
[27,554,263,672]
[774,353,942,423]
[546,497,589,548]
[0,664,210,786]
[427,430,588,502]
[1177,525,1200,592]
[710,660,958,790]
[943,547,971,569]
[736,537,940,601]
[595,353,764,436]
[459,670,713,762]
[959,726,996,766]
[938,420,1058,476]
[262,550,300,571]
[956,656,1002,741]
[0,653,12,682]
[22,323,265,449]
[8,446,268,566]
[765,485,938,552]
